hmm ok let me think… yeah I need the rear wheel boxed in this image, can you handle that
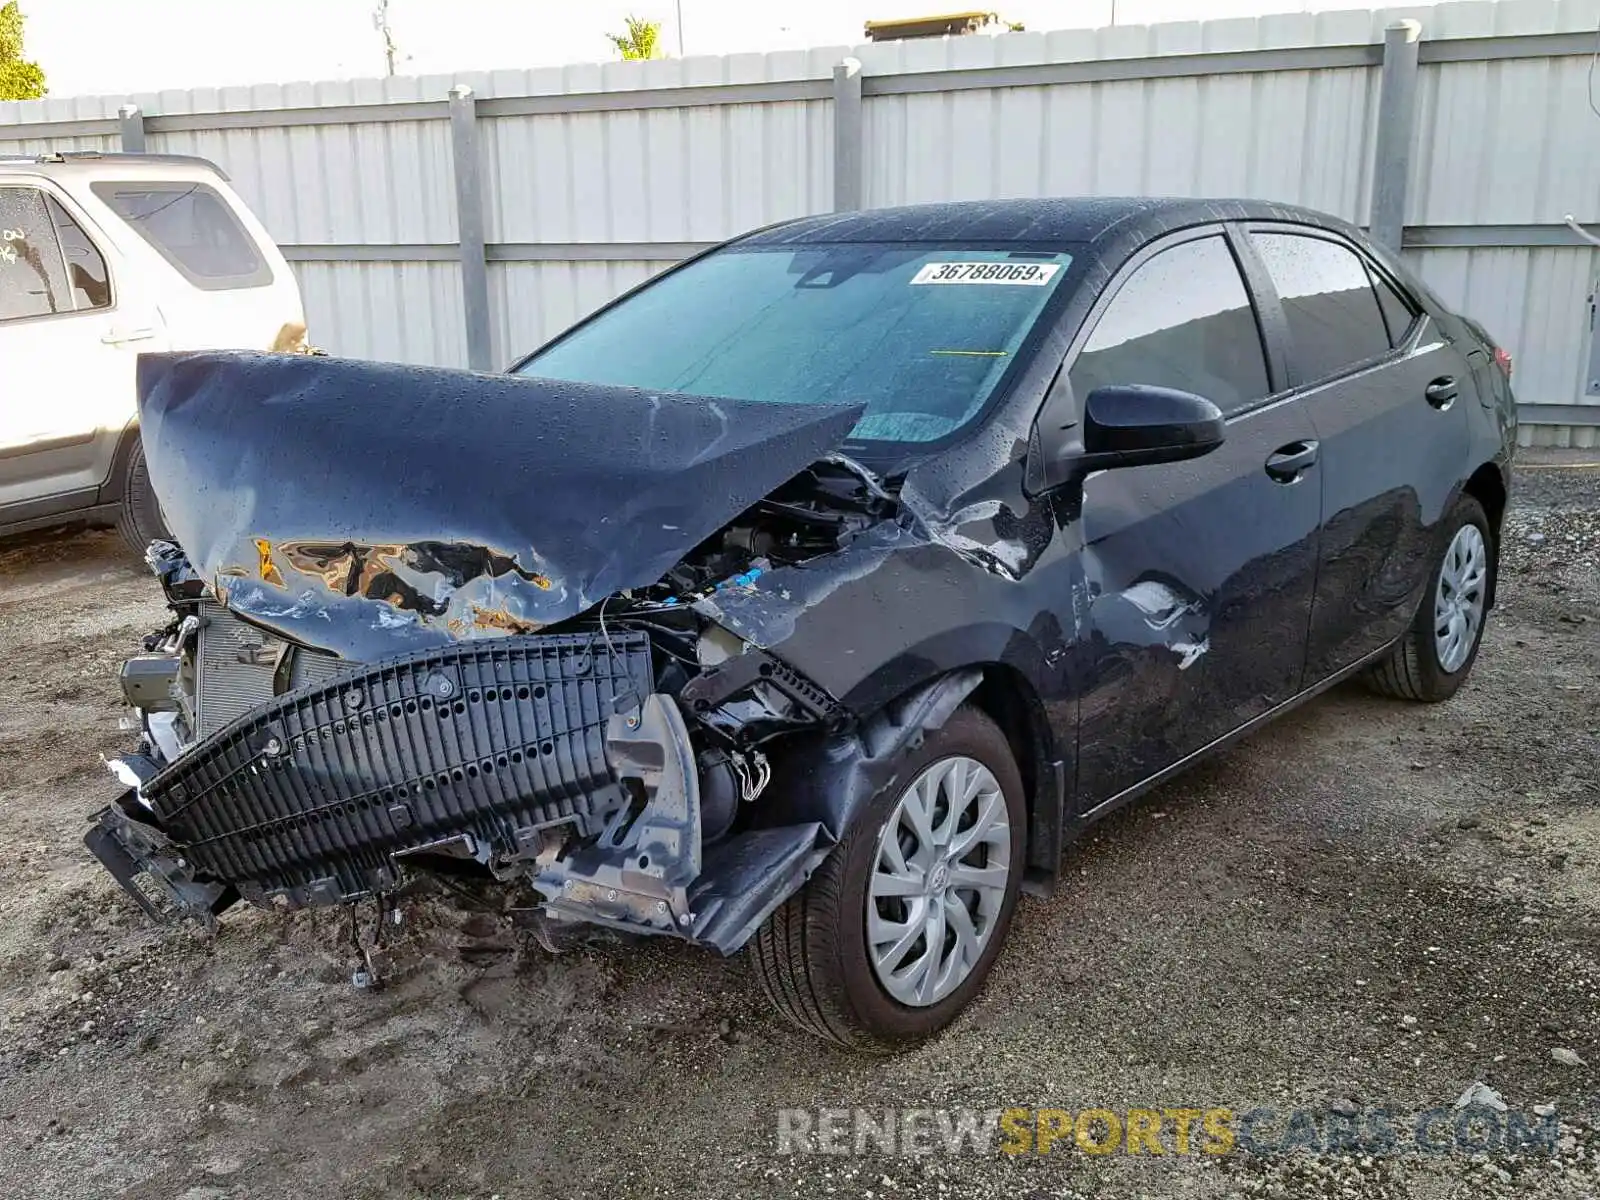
[1365,494,1492,702]
[114,439,171,557]
[751,705,1026,1050]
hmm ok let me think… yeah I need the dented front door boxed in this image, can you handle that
[1073,396,1322,809]
[1063,230,1323,811]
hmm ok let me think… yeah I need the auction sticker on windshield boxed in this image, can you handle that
[911,261,1061,286]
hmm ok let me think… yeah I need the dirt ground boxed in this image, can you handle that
[0,451,1595,1200]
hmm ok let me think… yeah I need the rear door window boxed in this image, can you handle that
[90,181,271,290]
[1069,234,1270,417]
[1251,232,1392,383]
[45,195,112,310]
[0,186,70,321]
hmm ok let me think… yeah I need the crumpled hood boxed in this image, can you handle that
[137,352,863,661]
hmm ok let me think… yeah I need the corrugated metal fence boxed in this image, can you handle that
[4,0,1599,446]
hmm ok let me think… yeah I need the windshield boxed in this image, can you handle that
[516,242,1073,444]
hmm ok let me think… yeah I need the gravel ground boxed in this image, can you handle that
[0,451,1595,1200]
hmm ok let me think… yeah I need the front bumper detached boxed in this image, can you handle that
[85,796,235,927]
[87,629,823,951]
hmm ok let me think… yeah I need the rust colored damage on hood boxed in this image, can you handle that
[456,603,545,636]
[270,539,554,623]
[254,538,285,587]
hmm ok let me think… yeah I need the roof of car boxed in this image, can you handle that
[738,196,1342,248]
[0,152,229,180]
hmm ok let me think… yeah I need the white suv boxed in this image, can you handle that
[0,152,304,550]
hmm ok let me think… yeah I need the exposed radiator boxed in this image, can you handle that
[195,599,354,737]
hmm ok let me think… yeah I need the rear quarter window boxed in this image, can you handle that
[91,181,272,291]
[1369,268,1418,346]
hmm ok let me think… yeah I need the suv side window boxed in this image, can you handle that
[1252,232,1392,383]
[90,181,271,290]
[1069,234,1270,417]
[0,186,71,322]
[45,195,112,310]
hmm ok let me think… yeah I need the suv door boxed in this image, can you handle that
[1068,229,1323,812]
[1241,226,1471,680]
[0,183,150,521]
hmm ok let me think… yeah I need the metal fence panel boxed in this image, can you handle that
[862,65,1380,215]
[3,0,1600,435]
[0,93,119,155]
[294,260,466,367]
[480,99,833,245]
[140,80,461,246]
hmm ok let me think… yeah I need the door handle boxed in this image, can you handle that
[1265,440,1319,483]
[1425,376,1458,409]
[102,328,156,345]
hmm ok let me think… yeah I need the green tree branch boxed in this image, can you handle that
[607,15,663,61]
[0,1,46,101]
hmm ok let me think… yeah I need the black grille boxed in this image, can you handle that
[143,631,653,899]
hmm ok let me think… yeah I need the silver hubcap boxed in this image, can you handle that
[1434,523,1488,674]
[866,756,1012,1008]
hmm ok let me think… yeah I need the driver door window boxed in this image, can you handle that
[1069,235,1270,417]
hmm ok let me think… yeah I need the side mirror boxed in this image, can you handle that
[1074,384,1226,477]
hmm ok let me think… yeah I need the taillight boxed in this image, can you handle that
[1493,346,1513,378]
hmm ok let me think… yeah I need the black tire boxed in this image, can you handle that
[114,439,171,557]
[1365,494,1493,703]
[750,705,1027,1051]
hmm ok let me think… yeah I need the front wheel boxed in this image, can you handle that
[1365,494,1493,703]
[750,705,1026,1051]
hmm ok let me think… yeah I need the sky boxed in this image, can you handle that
[21,0,1346,98]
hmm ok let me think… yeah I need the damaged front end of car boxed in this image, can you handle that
[87,352,982,954]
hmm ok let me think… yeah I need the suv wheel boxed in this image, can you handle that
[751,705,1026,1050]
[115,439,172,556]
[1365,494,1493,702]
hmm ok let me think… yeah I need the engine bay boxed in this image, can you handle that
[88,456,908,955]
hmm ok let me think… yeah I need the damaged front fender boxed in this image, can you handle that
[683,667,982,951]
